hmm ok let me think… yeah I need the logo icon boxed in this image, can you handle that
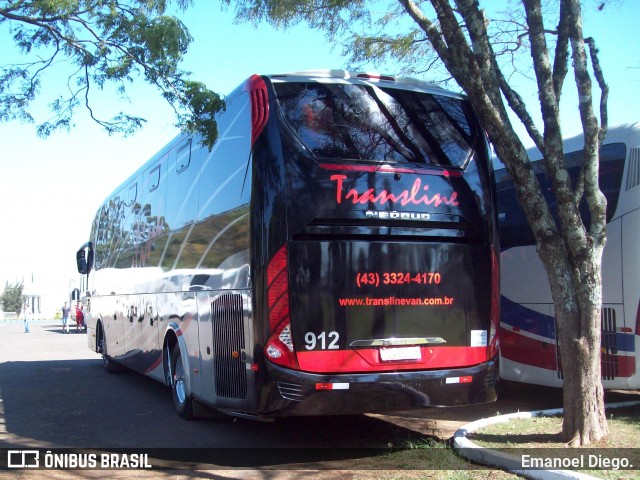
[7,450,39,468]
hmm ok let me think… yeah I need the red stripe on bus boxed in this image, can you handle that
[616,355,637,377]
[295,346,488,374]
[144,355,163,375]
[500,328,557,371]
[319,163,463,178]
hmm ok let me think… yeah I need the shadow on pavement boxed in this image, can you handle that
[0,356,431,468]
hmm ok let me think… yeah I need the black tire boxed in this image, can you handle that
[98,326,122,373]
[171,346,194,419]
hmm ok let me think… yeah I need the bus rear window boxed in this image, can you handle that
[273,82,480,168]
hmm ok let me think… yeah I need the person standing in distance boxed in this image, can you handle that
[22,302,31,333]
[61,301,71,333]
[75,304,84,333]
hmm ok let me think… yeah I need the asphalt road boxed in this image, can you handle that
[1,319,637,474]
[0,320,427,450]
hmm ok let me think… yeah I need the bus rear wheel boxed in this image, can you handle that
[171,346,194,419]
[98,326,121,373]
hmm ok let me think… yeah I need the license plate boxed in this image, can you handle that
[379,346,422,361]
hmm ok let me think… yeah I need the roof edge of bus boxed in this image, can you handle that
[526,121,640,161]
[492,121,640,169]
[266,69,445,90]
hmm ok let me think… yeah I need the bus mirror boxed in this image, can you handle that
[87,246,94,272]
[77,250,87,275]
[76,242,94,275]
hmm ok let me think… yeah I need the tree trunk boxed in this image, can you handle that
[552,252,609,445]
[398,0,610,446]
[557,306,608,445]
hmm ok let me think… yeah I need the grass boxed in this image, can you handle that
[324,438,522,479]
[307,401,639,479]
[467,404,640,480]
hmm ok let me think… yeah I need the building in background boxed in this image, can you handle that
[22,273,43,318]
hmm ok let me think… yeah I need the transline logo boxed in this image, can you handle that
[330,174,460,207]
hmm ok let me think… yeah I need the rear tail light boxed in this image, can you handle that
[245,74,269,146]
[488,248,500,359]
[264,245,299,370]
[635,298,640,336]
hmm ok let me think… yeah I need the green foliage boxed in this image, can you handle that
[228,0,360,31]
[227,0,447,81]
[1,281,24,315]
[1,0,223,147]
[178,80,225,148]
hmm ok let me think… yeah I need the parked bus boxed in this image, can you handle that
[76,70,500,419]
[496,123,640,389]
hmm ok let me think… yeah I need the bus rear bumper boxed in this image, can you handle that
[260,359,498,416]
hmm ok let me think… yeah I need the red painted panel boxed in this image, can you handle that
[296,346,488,374]
[500,328,557,371]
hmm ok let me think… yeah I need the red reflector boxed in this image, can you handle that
[315,383,349,391]
[620,327,632,333]
[316,383,333,390]
[446,375,473,384]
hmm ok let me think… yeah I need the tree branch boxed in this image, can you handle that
[585,36,608,142]
[455,0,543,150]
[522,0,560,127]
[551,2,570,99]
[2,1,219,144]
[397,0,451,67]
[565,0,607,248]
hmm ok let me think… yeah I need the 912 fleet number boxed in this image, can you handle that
[304,331,340,350]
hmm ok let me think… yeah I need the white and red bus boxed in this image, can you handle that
[496,123,640,389]
[76,70,500,419]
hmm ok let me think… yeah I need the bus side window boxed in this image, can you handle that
[149,165,161,192]
[176,138,192,173]
[165,138,199,229]
[198,91,252,220]
[126,182,137,207]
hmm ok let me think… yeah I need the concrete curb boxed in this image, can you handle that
[452,401,640,480]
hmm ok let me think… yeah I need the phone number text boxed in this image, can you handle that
[356,272,442,288]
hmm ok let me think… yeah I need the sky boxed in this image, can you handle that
[1,1,639,315]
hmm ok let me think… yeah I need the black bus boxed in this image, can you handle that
[76,70,500,419]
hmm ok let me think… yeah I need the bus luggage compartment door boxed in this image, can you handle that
[288,240,494,374]
[197,290,257,411]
